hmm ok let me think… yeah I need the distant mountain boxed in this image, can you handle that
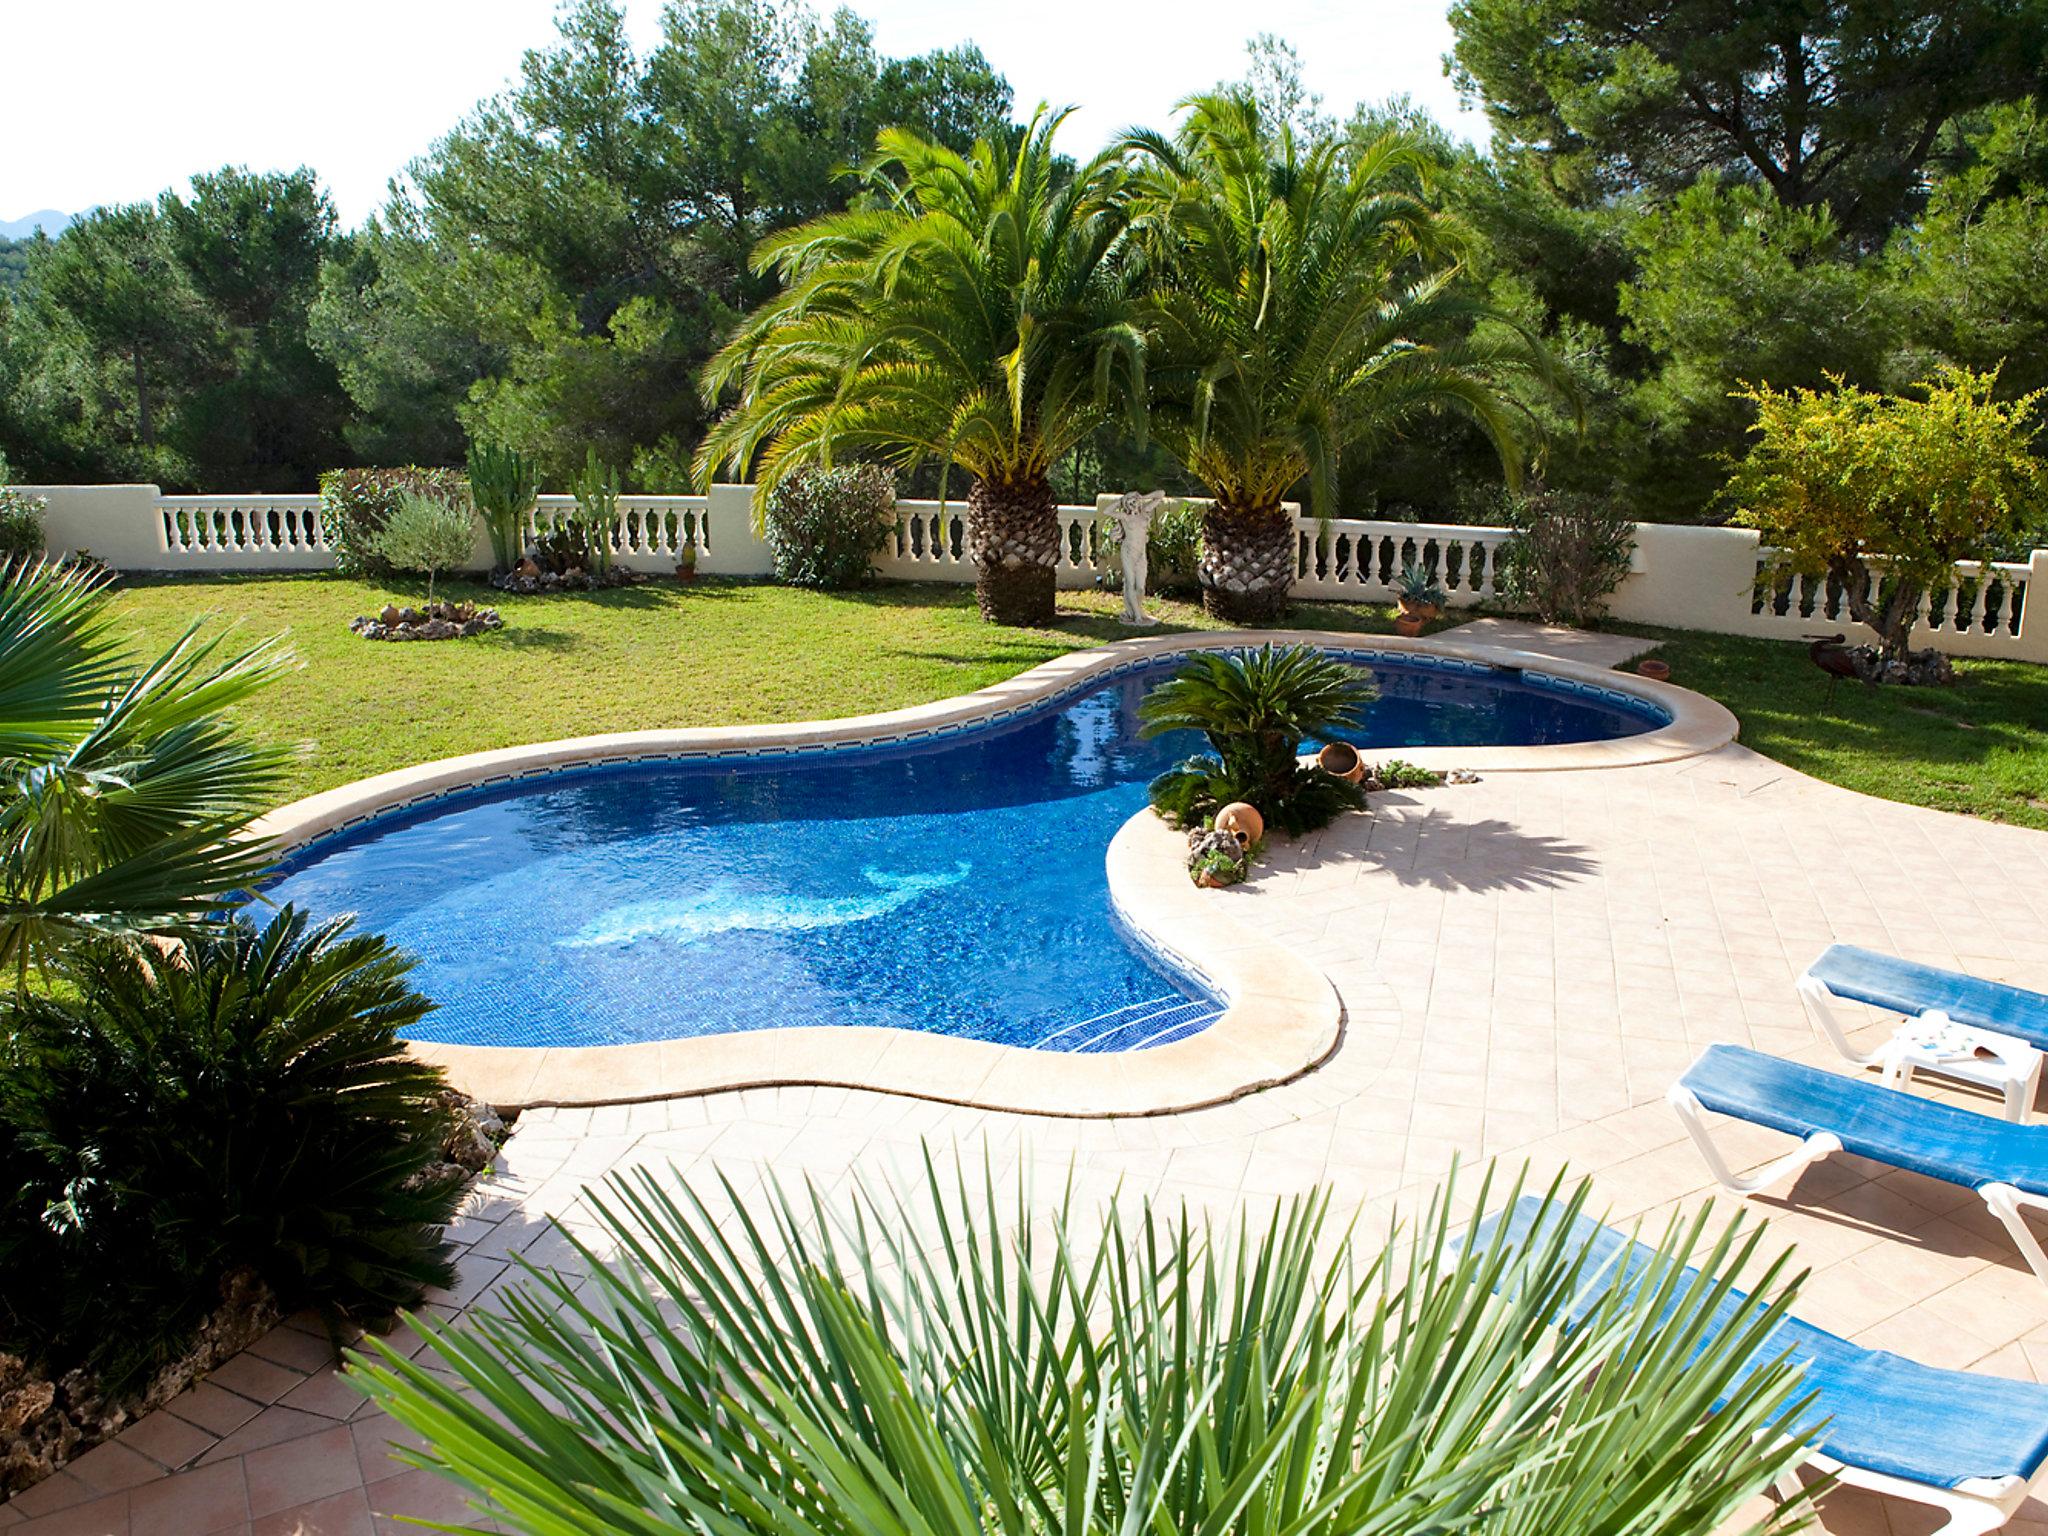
[0,210,74,240]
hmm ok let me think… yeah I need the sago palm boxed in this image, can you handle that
[347,1159,1820,1536]
[0,560,297,985]
[1139,643,1376,833]
[696,109,1148,626]
[1122,95,1554,621]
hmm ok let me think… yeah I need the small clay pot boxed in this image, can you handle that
[1316,741,1366,784]
[1215,801,1264,845]
[1636,658,1671,682]
[1394,612,1427,638]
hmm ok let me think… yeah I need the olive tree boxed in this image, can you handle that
[374,490,477,605]
[1727,365,2048,665]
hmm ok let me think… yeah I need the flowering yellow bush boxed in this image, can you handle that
[1726,366,2047,661]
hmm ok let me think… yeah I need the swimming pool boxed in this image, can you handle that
[268,649,1665,1054]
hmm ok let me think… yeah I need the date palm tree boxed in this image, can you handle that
[0,560,297,986]
[348,1160,1820,1536]
[696,109,1148,626]
[1122,95,1555,621]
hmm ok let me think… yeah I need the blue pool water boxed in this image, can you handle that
[269,652,1663,1052]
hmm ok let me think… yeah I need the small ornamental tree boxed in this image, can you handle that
[1727,366,2048,665]
[374,490,476,605]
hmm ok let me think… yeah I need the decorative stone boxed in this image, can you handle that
[350,606,504,642]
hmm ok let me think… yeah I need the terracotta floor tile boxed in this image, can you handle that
[126,1460,248,1536]
[242,1429,362,1521]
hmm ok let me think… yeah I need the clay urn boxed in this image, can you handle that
[379,604,400,627]
[1316,741,1366,784]
[1215,801,1264,845]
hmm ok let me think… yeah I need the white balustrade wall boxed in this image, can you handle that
[11,481,2048,663]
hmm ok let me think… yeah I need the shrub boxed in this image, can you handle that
[0,490,46,566]
[0,908,462,1390]
[1140,644,1376,837]
[1495,490,1636,627]
[1727,365,2048,663]
[319,467,468,577]
[467,441,538,573]
[374,489,477,604]
[764,466,898,589]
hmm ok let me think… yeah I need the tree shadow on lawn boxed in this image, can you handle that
[490,626,579,652]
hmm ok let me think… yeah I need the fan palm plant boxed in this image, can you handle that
[1140,643,1376,834]
[0,560,297,987]
[1120,95,1556,621]
[695,108,1148,626]
[347,1159,1819,1536]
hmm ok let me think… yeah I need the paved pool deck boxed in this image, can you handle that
[11,627,2048,1536]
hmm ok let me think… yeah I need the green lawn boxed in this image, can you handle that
[1622,624,2048,830]
[104,574,1431,801]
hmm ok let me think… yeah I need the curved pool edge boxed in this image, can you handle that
[250,629,1736,855]
[395,807,1345,1115]
[247,628,1734,1113]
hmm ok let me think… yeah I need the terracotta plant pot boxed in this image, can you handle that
[1636,658,1671,682]
[1396,598,1441,622]
[1394,612,1427,638]
[1316,741,1366,784]
[1214,801,1264,845]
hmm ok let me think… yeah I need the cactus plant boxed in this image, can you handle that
[466,441,538,574]
[570,449,620,579]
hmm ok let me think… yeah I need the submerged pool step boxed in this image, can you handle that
[1036,993,1226,1054]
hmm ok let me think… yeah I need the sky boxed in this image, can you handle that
[2,0,1486,232]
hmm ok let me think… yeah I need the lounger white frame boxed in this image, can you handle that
[1780,1453,2034,1536]
[1666,1081,2048,1293]
[1796,970,2044,1123]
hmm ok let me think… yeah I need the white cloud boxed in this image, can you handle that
[1,0,1483,229]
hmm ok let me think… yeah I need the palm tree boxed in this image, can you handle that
[0,560,297,986]
[696,109,1148,627]
[1121,96,1556,622]
[348,1161,1819,1536]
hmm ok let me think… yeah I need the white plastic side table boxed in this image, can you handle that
[1876,1010,2042,1123]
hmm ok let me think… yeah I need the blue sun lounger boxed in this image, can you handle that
[1473,1193,2048,1534]
[1669,1044,2048,1287]
[1800,946,2048,1119]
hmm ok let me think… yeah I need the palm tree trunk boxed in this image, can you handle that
[968,474,1060,626]
[1200,498,1295,623]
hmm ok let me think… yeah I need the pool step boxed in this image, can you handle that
[1038,993,1226,1054]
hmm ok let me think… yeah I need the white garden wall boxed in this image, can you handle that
[12,482,2047,663]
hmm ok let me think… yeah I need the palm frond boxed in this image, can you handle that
[347,1158,1818,1536]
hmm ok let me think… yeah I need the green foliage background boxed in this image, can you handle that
[4,0,2048,527]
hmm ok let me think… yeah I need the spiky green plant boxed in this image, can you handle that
[346,1159,1818,1536]
[0,560,296,986]
[1,906,462,1389]
[1119,95,1557,621]
[1139,643,1376,834]
[695,107,1147,627]
[468,441,540,574]
[571,449,621,579]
